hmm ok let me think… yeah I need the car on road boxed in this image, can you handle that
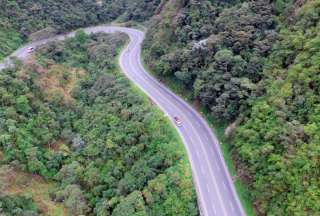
[27,47,34,53]
[174,116,182,127]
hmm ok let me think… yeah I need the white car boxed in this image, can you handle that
[27,47,35,53]
[174,116,182,127]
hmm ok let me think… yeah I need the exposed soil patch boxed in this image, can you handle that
[35,64,86,104]
[46,139,66,151]
[0,165,68,216]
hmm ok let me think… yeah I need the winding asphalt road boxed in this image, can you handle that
[0,25,246,216]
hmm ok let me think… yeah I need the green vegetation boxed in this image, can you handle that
[2,0,320,215]
[0,165,67,216]
[0,194,40,215]
[143,0,320,215]
[0,0,160,36]
[0,32,197,215]
[143,0,276,121]
[0,26,23,60]
[235,1,320,215]
[142,52,255,215]
[0,0,161,60]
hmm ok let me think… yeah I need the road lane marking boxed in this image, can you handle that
[213,206,217,215]
[200,165,206,174]
[215,162,222,172]
[205,135,210,142]
[222,180,228,191]
[124,43,214,216]
[205,182,218,216]
[134,77,230,215]
[230,202,236,213]
[131,60,229,216]
[2,25,244,216]
[196,150,201,158]
[196,120,201,128]
[129,48,219,216]
[206,182,211,193]
[126,33,232,216]
[144,65,244,215]
[126,31,233,216]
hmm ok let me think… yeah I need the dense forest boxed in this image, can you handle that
[0,32,197,215]
[143,0,277,121]
[1,0,320,215]
[0,0,161,59]
[235,1,320,214]
[143,0,320,215]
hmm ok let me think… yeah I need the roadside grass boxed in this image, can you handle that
[0,165,68,216]
[141,51,255,216]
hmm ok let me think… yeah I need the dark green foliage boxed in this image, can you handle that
[112,191,147,216]
[0,195,40,215]
[0,0,161,37]
[143,0,320,215]
[117,0,162,22]
[144,0,276,121]
[0,26,23,60]
[0,33,197,215]
[2,0,319,215]
[0,0,162,60]
[235,1,320,215]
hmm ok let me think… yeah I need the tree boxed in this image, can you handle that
[112,191,147,216]
[15,95,31,114]
[61,184,90,215]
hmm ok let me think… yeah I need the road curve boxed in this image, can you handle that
[0,25,246,216]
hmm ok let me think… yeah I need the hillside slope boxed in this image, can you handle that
[0,32,198,215]
[1,0,320,215]
[143,0,320,215]
[0,0,162,60]
[235,1,320,214]
[143,0,276,121]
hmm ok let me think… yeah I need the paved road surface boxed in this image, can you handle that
[0,25,246,216]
